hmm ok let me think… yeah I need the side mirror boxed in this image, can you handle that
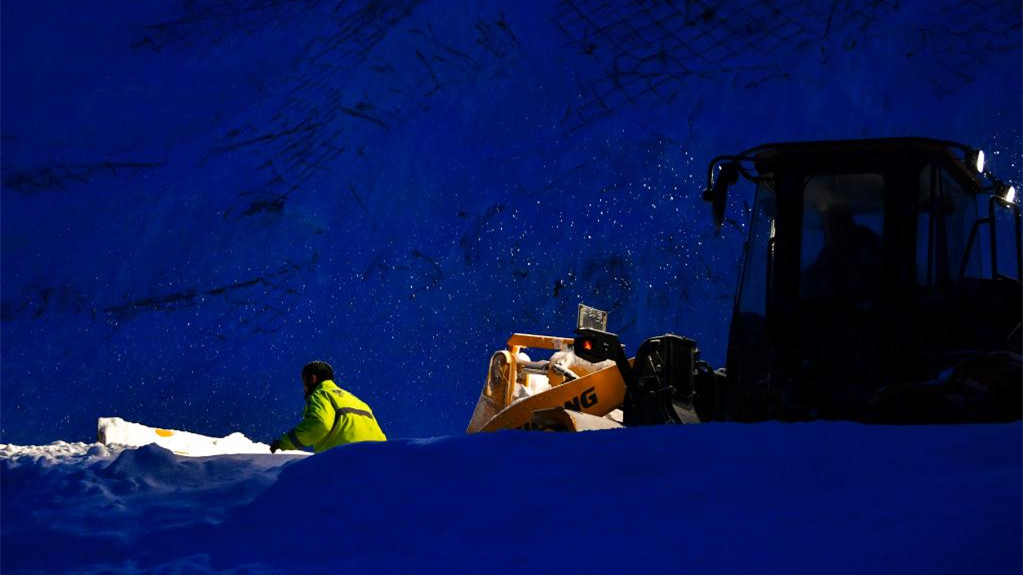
[703,162,739,228]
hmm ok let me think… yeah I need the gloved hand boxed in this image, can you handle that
[270,439,280,454]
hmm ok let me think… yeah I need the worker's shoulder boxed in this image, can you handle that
[319,381,373,407]
[313,380,349,399]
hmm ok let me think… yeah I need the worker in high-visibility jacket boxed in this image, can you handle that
[271,361,386,453]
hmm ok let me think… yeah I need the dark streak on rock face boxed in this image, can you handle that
[0,284,91,322]
[241,198,286,217]
[459,203,505,266]
[102,260,310,320]
[2,162,166,194]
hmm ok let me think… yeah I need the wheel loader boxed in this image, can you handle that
[467,138,1022,432]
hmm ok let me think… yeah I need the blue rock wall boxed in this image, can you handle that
[2,0,1020,443]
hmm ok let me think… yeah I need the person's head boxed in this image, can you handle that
[301,361,334,397]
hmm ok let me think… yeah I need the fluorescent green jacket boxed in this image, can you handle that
[277,380,386,452]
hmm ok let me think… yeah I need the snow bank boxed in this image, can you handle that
[0,440,125,470]
[96,417,306,457]
[2,422,1020,574]
[1,423,308,574]
[209,423,1023,574]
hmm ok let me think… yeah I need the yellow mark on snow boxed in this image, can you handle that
[155,428,174,437]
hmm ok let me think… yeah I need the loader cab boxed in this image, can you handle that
[705,138,1021,422]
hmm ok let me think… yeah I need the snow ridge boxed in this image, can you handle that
[3,422,1021,574]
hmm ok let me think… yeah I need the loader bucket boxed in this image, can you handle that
[466,333,628,433]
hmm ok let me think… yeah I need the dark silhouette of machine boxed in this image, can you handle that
[470,138,1021,432]
[694,138,1021,423]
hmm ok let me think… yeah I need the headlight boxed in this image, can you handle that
[973,149,985,173]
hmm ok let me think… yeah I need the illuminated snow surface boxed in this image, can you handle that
[2,422,1020,574]
[94,417,307,457]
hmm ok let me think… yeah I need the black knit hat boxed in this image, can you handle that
[302,360,334,383]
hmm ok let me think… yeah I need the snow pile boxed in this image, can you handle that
[1,432,307,574]
[2,422,1020,574]
[96,417,306,457]
[0,440,127,470]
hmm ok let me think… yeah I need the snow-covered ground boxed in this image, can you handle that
[2,421,1020,574]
